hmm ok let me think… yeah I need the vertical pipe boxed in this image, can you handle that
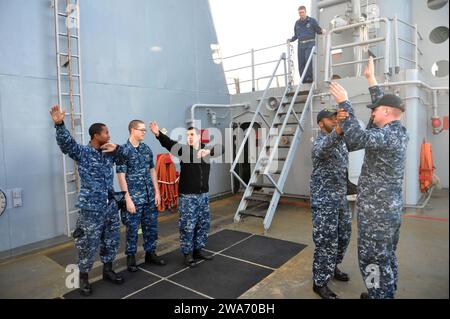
[285,41,290,88]
[234,78,240,94]
[384,18,391,76]
[414,24,419,70]
[393,15,400,74]
[324,33,331,81]
[229,122,235,194]
[352,0,362,76]
[251,48,255,92]
[432,90,439,118]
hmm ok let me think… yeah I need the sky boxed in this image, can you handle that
[209,0,312,93]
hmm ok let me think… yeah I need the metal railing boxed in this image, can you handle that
[324,16,423,81]
[263,47,316,177]
[222,42,294,94]
[392,16,422,72]
[325,17,391,81]
[229,52,289,188]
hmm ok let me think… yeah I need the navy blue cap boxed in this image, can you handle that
[317,108,337,124]
[367,94,404,111]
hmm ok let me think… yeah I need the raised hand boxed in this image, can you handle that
[364,56,375,79]
[100,143,118,153]
[336,109,349,122]
[364,56,378,86]
[149,121,160,137]
[49,105,65,125]
[197,149,211,159]
[329,82,349,104]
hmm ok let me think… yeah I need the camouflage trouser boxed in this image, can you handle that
[74,201,120,273]
[123,202,158,256]
[358,208,401,299]
[311,200,352,286]
[178,193,210,254]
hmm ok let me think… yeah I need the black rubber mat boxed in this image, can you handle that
[47,245,78,268]
[63,269,159,299]
[221,234,307,269]
[169,254,273,299]
[128,280,207,299]
[46,230,143,268]
[138,249,188,277]
[205,229,252,252]
[62,230,307,299]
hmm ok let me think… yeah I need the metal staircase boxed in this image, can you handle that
[52,0,85,236]
[231,47,316,232]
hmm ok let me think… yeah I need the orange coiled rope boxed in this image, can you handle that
[156,153,179,212]
[419,140,435,193]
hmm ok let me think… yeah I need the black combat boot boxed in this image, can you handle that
[183,253,197,268]
[334,266,350,282]
[127,255,138,272]
[145,252,166,266]
[313,284,338,299]
[102,262,124,284]
[79,272,92,297]
[360,292,370,299]
[193,249,213,261]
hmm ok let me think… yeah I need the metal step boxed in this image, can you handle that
[58,53,79,59]
[57,13,78,19]
[239,209,267,219]
[245,194,272,203]
[282,101,303,106]
[60,73,80,77]
[58,33,79,39]
[61,93,81,96]
[266,144,291,149]
[250,182,276,189]
[273,122,298,126]
[282,95,307,105]
[278,111,302,116]
[287,89,310,96]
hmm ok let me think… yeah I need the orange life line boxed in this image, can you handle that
[156,153,179,212]
[419,141,434,193]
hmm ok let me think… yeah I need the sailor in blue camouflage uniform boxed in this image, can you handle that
[50,105,128,297]
[288,5,325,82]
[116,120,166,272]
[149,122,223,268]
[331,57,409,299]
[310,108,352,299]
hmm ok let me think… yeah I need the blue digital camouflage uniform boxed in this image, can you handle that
[179,193,210,254]
[340,85,409,299]
[116,140,159,256]
[310,129,352,287]
[155,132,215,255]
[290,16,323,80]
[55,123,127,273]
